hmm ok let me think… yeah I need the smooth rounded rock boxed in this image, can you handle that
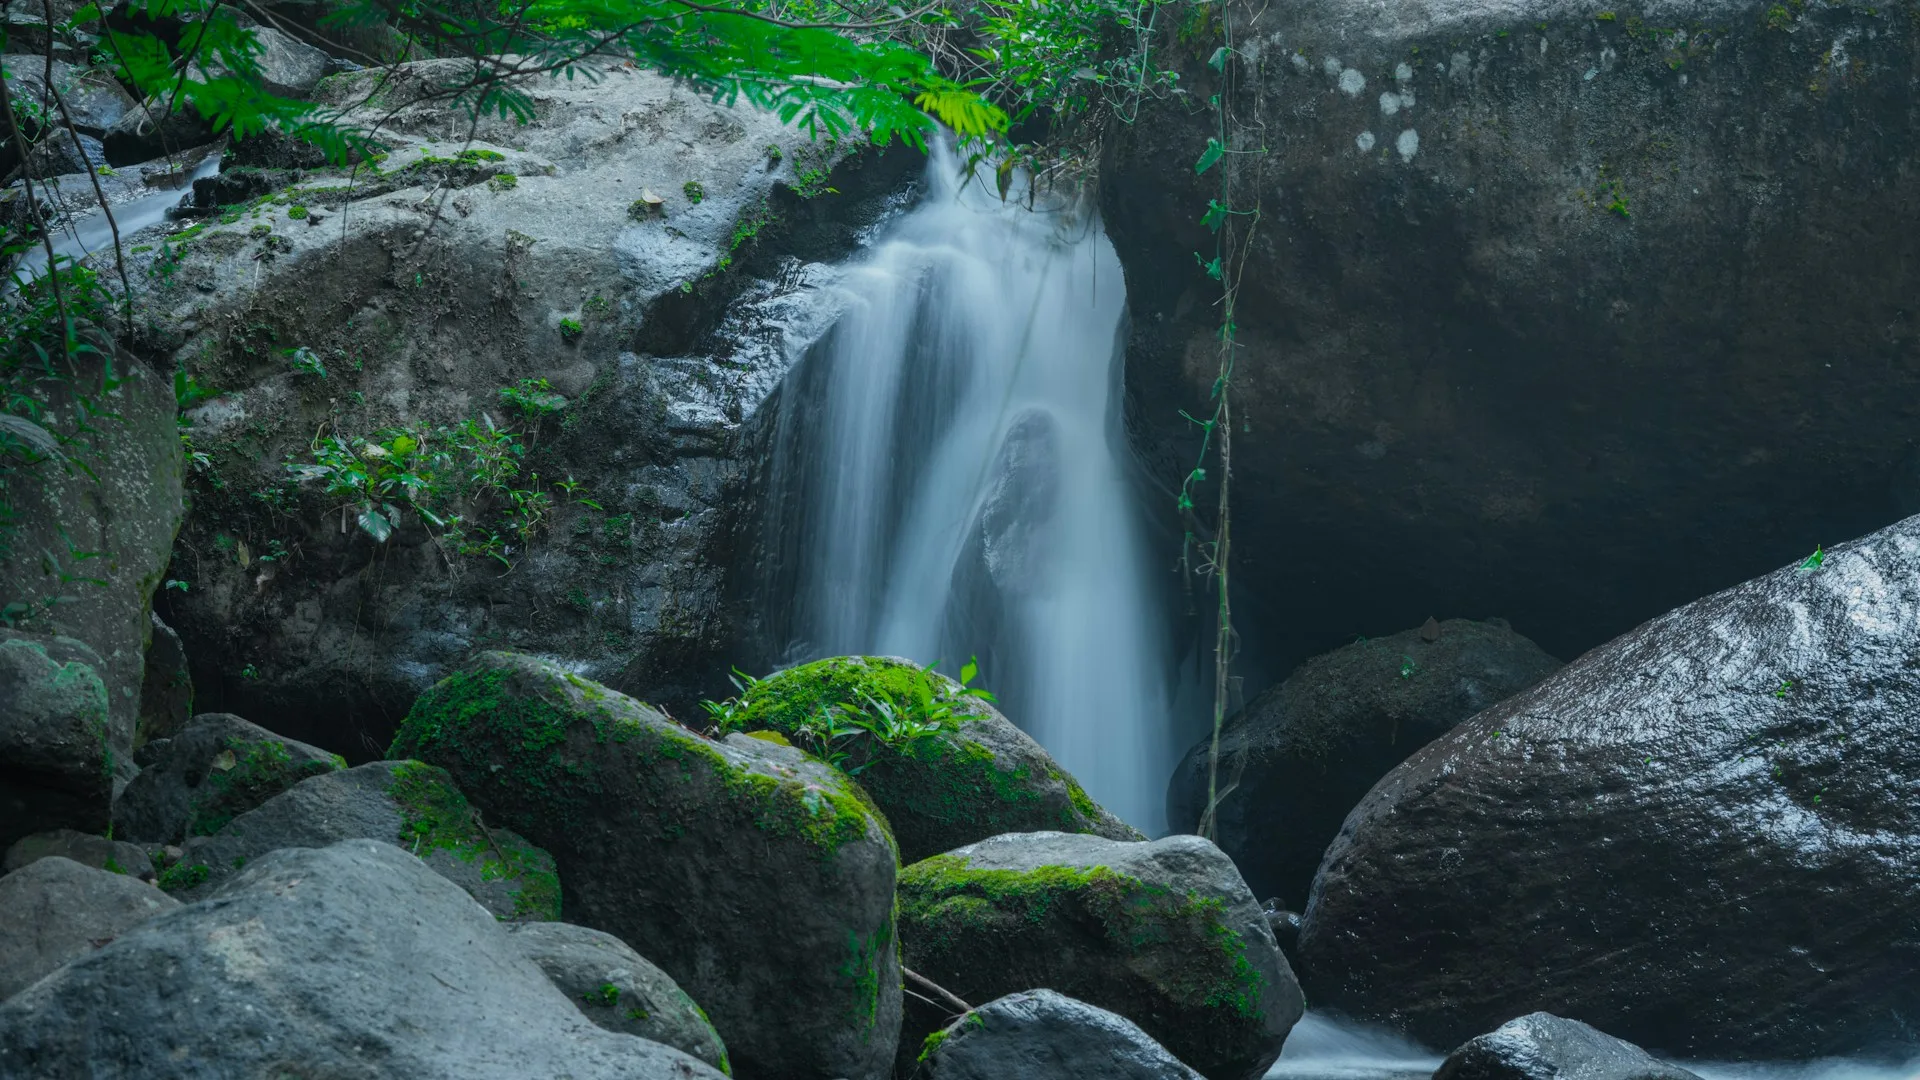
[1435,1013,1704,1080]
[911,989,1203,1080]
[508,920,730,1074]
[1299,515,1920,1057]
[0,841,726,1078]
[112,712,343,844]
[0,856,177,1000]
[1168,618,1560,905]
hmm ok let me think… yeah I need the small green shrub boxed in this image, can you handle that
[489,172,518,192]
[558,318,583,340]
[683,180,705,204]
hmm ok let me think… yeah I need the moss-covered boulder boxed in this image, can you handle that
[111,712,344,844]
[166,760,559,919]
[722,656,1142,864]
[897,832,1301,1080]
[390,651,901,1080]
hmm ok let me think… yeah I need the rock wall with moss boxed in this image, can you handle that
[145,60,919,759]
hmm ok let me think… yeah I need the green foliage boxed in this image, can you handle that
[488,172,519,192]
[284,406,575,566]
[1799,545,1825,571]
[704,656,995,776]
[500,377,568,417]
[584,982,621,1007]
[284,347,327,379]
[558,317,583,340]
[157,861,210,892]
[682,180,707,204]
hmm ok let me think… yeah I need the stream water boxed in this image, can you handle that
[1269,1013,1920,1080]
[9,152,219,282]
[758,148,1173,832]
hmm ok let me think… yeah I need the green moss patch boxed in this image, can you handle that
[899,854,1265,1020]
[721,657,1119,860]
[186,738,341,837]
[387,760,560,920]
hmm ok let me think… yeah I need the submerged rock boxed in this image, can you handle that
[910,989,1203,1080]
[1167,618,1560,904]
[508,921,730,1074]
[112,712,343,844]
[0,632,113,852]
[1435,1013,1703,1080]
[0,856,177,1000]
[165,760,558,919]
[897,831,1300,1080]
[721,655,1140,863]
[392,651,900,1080]
[0,841,725,1077]
[1298,515,1920,1057]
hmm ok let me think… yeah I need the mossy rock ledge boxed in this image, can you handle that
[167,760,560,921]
[727,656,1144,863]
[897,831,1300,1080]
[389,651,900,1080]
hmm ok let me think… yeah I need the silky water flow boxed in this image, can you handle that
[758,149,1172,832]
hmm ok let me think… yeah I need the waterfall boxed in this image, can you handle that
[757,147,1171,832]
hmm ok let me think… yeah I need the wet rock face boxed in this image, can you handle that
[1105,0,1920,680]
[1167,618,1560,905]
[1296,515,1920,1058]
[1435,1013,1703,1080]
[147,60,917,757]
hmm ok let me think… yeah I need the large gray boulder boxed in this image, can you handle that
[3,828,153,880]
[1298,515,1920,1057]
[0,332,181,797]
[1435,1014,1704,1080]
[392,651,901,1080]
[508,921,730,1074]
[0,632,113,852]
[719,655,1142,863]
[166,760,558,919]
[112,712,343,844]
[1167,618,1560,905]
[0,856,177,1000]
[898,831,1300,1080]
[910,989,1204,1080]
[0,841,726,1078]
[143,58,915,752]
[1105,0,1920,690]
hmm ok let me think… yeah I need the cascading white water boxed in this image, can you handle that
[761,147,1171,832]
[10,152,220,282]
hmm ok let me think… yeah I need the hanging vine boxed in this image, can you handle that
[1182,3,1261,841]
